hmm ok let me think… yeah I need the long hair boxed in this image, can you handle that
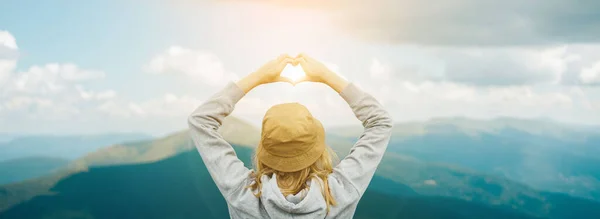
[248,145,339,212]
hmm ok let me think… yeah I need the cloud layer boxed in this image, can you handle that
[229,0,600,46]
[146,46,238,86]
[0,31,114,124]
[376,45,600,87]
[4,0,600,136]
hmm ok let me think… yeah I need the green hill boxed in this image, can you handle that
[0,147,547,219]
[0,157,69,185]
[2,144,598,219]
[0,116,261,212]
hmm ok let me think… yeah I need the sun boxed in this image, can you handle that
[281,64,306,82]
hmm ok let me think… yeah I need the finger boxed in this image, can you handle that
[296,53,306,59]
[278,54,292,61]
[280,58,294,68]
[297,57,308,67]
[284,57,294,64]
[291,57,300,66]
[276,55,286,62]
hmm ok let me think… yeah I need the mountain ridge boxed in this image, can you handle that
[0,133,152,161]
[2,116,600,218]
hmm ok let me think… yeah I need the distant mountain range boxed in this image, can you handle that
[0,133,152,161]
[0,133,19,143]
[0,133,153,185]
[0,157,69,185]
[330,117,600,201]
[1,117,599,219]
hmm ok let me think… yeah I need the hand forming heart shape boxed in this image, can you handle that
[280,64,306,83]
[236,53,346,93]
[251,53,334,86]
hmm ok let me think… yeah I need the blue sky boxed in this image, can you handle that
[1,0,600,135]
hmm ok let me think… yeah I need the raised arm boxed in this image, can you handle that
[333,82,393,196]
[297,54,393,196]
[188,54,294,200]
[188,82,250,199]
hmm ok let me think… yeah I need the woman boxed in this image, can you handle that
[188,53,393,218]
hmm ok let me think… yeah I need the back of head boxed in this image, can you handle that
[249,103,337,212]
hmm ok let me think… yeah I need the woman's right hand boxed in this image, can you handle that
[296,53,349,93]
[295,53,333,83]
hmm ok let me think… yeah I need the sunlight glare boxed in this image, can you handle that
[281,64,306,83]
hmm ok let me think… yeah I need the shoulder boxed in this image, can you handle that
[227,175,261,211]
[327,173,360,201]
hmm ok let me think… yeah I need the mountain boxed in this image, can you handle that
[330,117,600,201]
[0,133,152,161]
[0,157,69,185]
[0,116,260,213]
[0,133,19,143]
[1,117,599,218]
[0,132,151,185]
[0,147,550,219]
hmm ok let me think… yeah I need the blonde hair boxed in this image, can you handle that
[248,145,338,212]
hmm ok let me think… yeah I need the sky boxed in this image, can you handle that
[1,0,600,135]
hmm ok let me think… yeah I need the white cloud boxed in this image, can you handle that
[75,85,116,101]
[134,93,200,117]
[96,90,117,100]
[0,35,242,134]
[2,27,600,135]
[57,63,105,81]
[128,103,146,117]
[0,31,115,124]
[205,55,600,127]
[349,58,597,124]
[97,93,201,119]
[580,61,600,85]
[97,101,132,118]
[0,59,15,84]
[146,46,238,86]
[431,46,572,86]
[357,44,600,87]
[0,31,18,84]
[369,58,390,80]
[0,31,18,50]
[4,63,106,95]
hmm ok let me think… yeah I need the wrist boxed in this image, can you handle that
[322,71,349,93]
[236,72,262,93]
[318,70,337,84]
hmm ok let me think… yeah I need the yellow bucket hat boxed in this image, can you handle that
[257,103,326,172]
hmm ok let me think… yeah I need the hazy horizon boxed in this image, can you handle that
[0,115,598,137]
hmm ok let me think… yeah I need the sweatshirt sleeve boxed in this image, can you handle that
[332,83,394,196]
[187,82,252,201]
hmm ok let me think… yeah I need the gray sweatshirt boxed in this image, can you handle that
[188,82,393,219]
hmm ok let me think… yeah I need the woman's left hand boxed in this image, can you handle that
[237,54,295,93]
